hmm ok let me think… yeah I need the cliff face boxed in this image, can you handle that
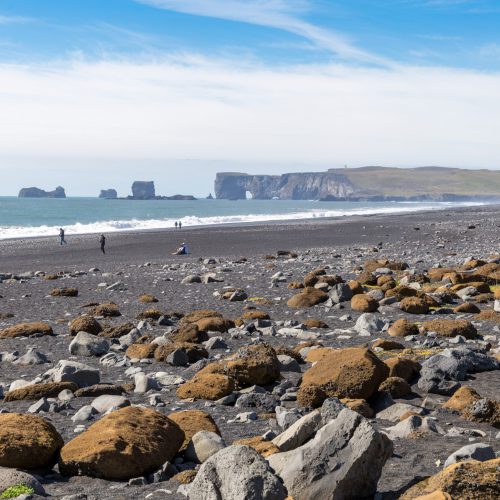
[214,172,355,200]
[215,167,500,201]
[18,186,66,198]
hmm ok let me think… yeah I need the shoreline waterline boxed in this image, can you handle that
[0,198,490,241]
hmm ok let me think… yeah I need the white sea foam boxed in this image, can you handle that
[0,202,485,240]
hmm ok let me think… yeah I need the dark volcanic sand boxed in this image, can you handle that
[0,204,499,499]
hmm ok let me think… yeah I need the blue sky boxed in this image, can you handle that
[0,0,499,195]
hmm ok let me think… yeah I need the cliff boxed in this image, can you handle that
[18,186,66,198]
[215,167,500,201]
[99,189,118,199]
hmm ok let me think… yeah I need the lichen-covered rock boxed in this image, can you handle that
[168,410,220,451]
[4,382,77,402]
[0,414,63,470]
[154,342,208,363]
[0,322,53,339]
[300,347,389,400]
[400,459,500,499]
[233,436,279,458]
[400,296,429,314]
[176,374,235,401]
[287,287,328,308]
[69,315,102,336]
[59,407,183,480]
[90,303,121,317]
[388,319,419,337]
[50,287,78,297]
[384,357,421,382]
[379,377,411,398]
[443,386,481,412]
[421,319,478,339]
[351,294,379,312]
[125,343,157,359]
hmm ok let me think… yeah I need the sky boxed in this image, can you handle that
[0,0,500,196]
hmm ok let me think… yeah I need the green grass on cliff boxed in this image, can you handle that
[327,166,500,197]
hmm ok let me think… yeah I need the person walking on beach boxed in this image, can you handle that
[59,228,67,245]
[175,221,178,229]
[178,221,182,229]
[99,234,106,254]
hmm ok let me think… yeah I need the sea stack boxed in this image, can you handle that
[99,189,118,199]
[131,181,155,200]
[18,186,66,198]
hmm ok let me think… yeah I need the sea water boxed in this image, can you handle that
[0,197,486,240]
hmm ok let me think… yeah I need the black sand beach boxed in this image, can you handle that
[1,204,499,499]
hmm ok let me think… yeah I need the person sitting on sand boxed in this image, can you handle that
[173,242,189,255]
[59,228,67,245]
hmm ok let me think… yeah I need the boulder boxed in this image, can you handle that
[0,413,63,470]
[444,443,495,468]
[272,410,322,452]
[69,332,109,357]
[223,344,280,388]
[385,357,421,382]
[50,287,78,297]
[268,408,393,500]
[400,296,429,314]
[125,343,157,359]
[300,347,389,400]
[340,398,374,418]
[90,395,130,413]
[168,410,220,451]
[354,313,386,336]
[421,319,478,339]
[388,319,419,337]
[185,431,226,464]
[49,360,100,388]
[462,398,500,427]
[69,316,102,336]
[400,459,500,499]
[154,343,208,363]
[379,377,411,398]
[287,287,328,308]
[453,302,481,314]
[329,283,353,303]
[372,339,404,350]
[170,324,208,344]
[384,415,444,439]
[443,386,481,411]
[0,467,45,496]
[232,437,279,458]
[176,374,235,401]
[195,317,234,333]
[59,406,183,480]
[90,303,121,317]
[189,445,286,500]
[351,294,379,312]
[0,322,53,339]
[4,382,77,402]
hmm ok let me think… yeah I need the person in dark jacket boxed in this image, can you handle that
[59,228,67,245]
[100,234,106,254]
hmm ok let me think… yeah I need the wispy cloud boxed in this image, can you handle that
[0,55,499,169]
[136,0,392,66]
[0,15,36,25]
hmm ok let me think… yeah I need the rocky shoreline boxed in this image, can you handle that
[0,205,499,499]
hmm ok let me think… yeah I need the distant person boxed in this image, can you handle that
[175,221,178,229]
[178,221,182,229]
[173,242,189,255]
[59,228,67,245]
[99,234,106,254]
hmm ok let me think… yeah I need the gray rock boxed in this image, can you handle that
[272,410,321,452]
[189,445,286,500]
[14,348,49,365]
[354,313,386,336]
[182,275,201,284]
[71,405,97,423]
[277,355,301,372]
[235,393,279,413]
[28,397,50,414]
[0,467,45,495]
[376,403,426,423]
[229,290,248,302]
[91,395,130,413]
[185,431,226,464]
[167,349,189,367]
[384,415,444,439]
[48,360,100,388]
[204,337,228,350]
[58,389,75,401]
[268,408,393,500]
[69,332,110,357]
[329,283,353,303]
[119,329,141,346]
[134,372,155,393]
[320,397,346,425]
[494,299,500,312]
[444,443,495,468]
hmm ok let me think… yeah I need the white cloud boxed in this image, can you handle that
[0,55,499,174]
[136,0,390,66]
[0,15,36,24]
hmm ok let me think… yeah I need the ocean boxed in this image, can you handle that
[0,197,486,240]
